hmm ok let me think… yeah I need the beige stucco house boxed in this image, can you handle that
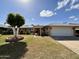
[0,23,79,36]
[33,24,79,36]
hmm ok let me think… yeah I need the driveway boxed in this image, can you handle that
[51,36,79,55]
[58,40,79,55]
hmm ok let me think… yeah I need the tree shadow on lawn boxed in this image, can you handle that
[0,42,28,59]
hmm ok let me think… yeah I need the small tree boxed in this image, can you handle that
[6,13,25,37]
[15,14,25,36]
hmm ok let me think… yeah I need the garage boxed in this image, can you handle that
[50,27,74,36]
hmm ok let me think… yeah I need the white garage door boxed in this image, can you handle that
[50,27,74,36]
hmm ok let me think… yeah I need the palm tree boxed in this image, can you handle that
[6,13,25,37]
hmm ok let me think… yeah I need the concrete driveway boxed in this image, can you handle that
[51,36,79,55]
[58,40,79,55]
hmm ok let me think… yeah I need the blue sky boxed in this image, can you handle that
[0,0,79,25]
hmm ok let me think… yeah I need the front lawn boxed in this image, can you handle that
[0,35,79,59]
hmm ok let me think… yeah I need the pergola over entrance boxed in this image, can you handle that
[33,25,43,36]
[32,25,51,36]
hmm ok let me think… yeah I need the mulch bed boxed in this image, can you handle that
[5,36,24,42]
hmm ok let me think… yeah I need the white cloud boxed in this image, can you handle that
[70,0,76,5]
[40,10,56,17]
[74,18,78,21]
[69,16,76,19]
[71,4,79,9]
[66,4,79,11]
[66,0,79,11]
[69,16,78,21]
[55,0,70,10]
[55,0,79,11]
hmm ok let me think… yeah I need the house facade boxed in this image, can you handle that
[0,24,79,36]
[32,24,79,36]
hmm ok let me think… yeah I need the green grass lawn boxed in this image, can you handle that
[0,35,79,59]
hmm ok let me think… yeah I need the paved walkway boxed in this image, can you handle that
[58,40,79,55]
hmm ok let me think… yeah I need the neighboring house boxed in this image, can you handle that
[0,24,33,34]
[0,24,11,34]
[0,24,79,36]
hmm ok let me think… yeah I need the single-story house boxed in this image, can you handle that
[32,24,79,36]
[0,23,79,36]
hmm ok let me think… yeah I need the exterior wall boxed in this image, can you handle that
[50,27,74,36]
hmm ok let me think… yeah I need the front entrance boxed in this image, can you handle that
[34,28,40,35]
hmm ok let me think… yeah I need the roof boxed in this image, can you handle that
[0,23,79,28]
[20,25,33,28]
[33,25,45,28]
[48,23,79,27]
[0,24,11,28]
[0,24,33,28]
